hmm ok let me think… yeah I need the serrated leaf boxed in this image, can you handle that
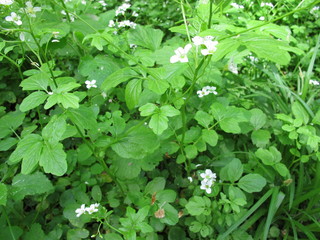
[11,172,54,200]
[202,129,218,147]
[195,111,213,128]
[20,91,48,112]
[39,142,67,176]
[20,73,50,90]
[250,108,267,130]
[139,103,158,116]
[42,115,66,143]
[251,130,271,148]
[67,106,97,130]
[127,25,163,51]
[149,113,168,135]
[220,158,243,182]
[101,67,138,92]
[144,177,166,195]
[111,126,159,159]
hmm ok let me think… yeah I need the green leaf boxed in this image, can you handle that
[255,147,282,165]
[149,113,168,135]
[251,130,271,148]
[39,142,67,176]
[220,118,241,133]
[8,134,42,167]
[147,77,170,95]
[125,79,142,109]
[101,67,138,92]
[91,185,102,202]
[112,126,159,159]
[0,137,18,151]
[144,177,166,195]
[127,25,164,51]
[202,129,218,147]
[292,101,309,124]
[24,224,45,240]
[19,91,48,112]
[11,172,54,201]
[238,174,266,193]
[274,163,289,177]
[42,115,66,143]
[0,183,7,206]
[67,106,97,130]
[67,229,89,240]
[220,158,243,182]
[57,93,79,109]
[185,196,210,216]
[0,111,25,139]
[241,34,291,65]
[160,105,180,117]
[113,157,141,179]
[56,82,80,93]
[250,108,267,130]
[185,144,198,159]
[139,103,158,116]
[160,203,179,225]
[195,111,213,128]
[44,94,59,109]
[20,72,50,90]
[168,227,187,240]
[156,189,177,204]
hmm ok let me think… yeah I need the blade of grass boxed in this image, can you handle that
[217,188,273,240]
[263,187,285,240]
[292,187,320,208]
[240,208,267,231]
[293,220,317,240]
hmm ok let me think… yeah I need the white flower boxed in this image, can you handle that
[170,44,192,63]
[197,89,209,98]
[115,3,131,16]
[259,16,265,21]
[99,0,107,7]
[309,80,320,86]
[200,180,213,194]
[101,92,107,98]
[132,11,139,17]
[130,44,137,48]
[86,203,99,214]
[48,92,53,95]
[201,41,218,56]
[200,169,217,182]
[24,1,41,18]
[75,204,86,217]
[192,36,204,46]
[203,86,218,95]
[108,20,115,27]
[0,0,13,5]
[85,80,97,89]
[187,177,193,183]
[5,12,22,25]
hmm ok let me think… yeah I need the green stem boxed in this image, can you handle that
[180,0,192,43]
[2,207,16,240]
[208,0,213,28]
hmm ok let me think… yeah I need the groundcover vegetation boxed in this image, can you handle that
[1,0,320,239]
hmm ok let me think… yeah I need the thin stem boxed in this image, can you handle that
[180,0,192,43]
[208,0,213,28]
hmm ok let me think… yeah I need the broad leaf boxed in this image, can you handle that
[19,91,48,112]
[238,174,266,193]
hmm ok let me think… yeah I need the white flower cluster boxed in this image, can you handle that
[75,203,100,217]
[109,1,137,31]
[197,86,218,98]
[200,169,217,194]
[170,36,218,63]
[115,3,131,16]
[0,0,13,5]
[310,6,319,17]
[85,80,97,89]
[261,2,274,7]
[259,16,265,21]
[230,3,244,9]
[309,79,320,86]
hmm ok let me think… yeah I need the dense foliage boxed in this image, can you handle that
[0,0,320,239]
